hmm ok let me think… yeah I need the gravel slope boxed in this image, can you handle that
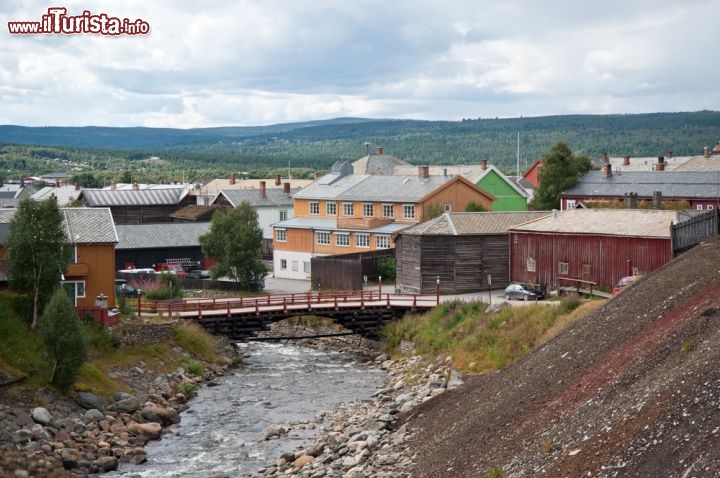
[405,238,720,478]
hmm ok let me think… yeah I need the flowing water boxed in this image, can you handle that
[106,342,387,477]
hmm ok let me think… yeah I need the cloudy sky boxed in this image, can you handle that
[2,0,718,128]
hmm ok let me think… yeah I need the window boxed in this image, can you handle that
[316,231,330,245]
[303,261,311,273]
[403,204,415,219]
[444,203,452,212]
[356,234,370,248]
[343,202,354,216]
[326,202,337,216]
[309,201,320,215]
[335,233,350,246]
[697,204,704,210]
[62,281,86,305]
[382,204,394,218]
[276,229,286,242]
[631,266,639,276]
[709,205,715,210]
[558,261,569,275]
[566,200,576,210]
[280,259,287,270]
[376,235,390,249]
[527,258,536,272]
[362,203,374,217]
[291,260,299,272]
[279,210,288,221]
[582,263,593,281]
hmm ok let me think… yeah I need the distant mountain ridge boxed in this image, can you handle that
[1,112,719,173]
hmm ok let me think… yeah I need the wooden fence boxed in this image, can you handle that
[311,250,395,291]
[671,209,719,255]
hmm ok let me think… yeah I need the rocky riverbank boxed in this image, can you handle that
[0,322,241,477]
[250,324,463,478]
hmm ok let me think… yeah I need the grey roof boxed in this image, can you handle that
[398,211,551,236]
[294,174,461,202]
[510,208,679,238]
[272,217,411,234]
[216,188,297,207]
[353,154,412,175]
[563,171,720,199]
[32,186,82,206]
[80,187,189,206]
[0,207,117,244]
[116,222,211,250]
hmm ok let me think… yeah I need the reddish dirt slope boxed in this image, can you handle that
[405,238,720,478]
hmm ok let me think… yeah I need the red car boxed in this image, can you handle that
[612,276,639,295]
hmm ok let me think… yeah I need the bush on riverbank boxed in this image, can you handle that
[382,298,601,373]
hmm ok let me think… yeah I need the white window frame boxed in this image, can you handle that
[376,235,390,249]
[62,280,86,305]
[316,231,330,245]
[279,210,288,221]
[697,204,704,210]
[275,228,286,242]
[362,203,374,217]
[444,203,452,212]
[280,259,287,270]
[343,202,354,216]
[558,261,569,275]
[335,232,350,247]
[326,202,337,216]
[382,203,394,218]
[566,200,576,210]
[527,258,536,272]
[291,260,299,272]
[355,233,370,248]
[403,204,415,219]
[309,201,320,215]
[709,205,715,210]
[303,261,311,273]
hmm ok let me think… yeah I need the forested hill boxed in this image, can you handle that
[1,111,719,176]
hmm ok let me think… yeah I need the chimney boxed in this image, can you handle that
[602,152,609,162]
[704,146,710,158]
[313,171,318,180]
[418,166,430,178]
[602,163,612,178]
[666,150,673,158]
[20,177,25,187]
[74,182,79,191]
[480,159,488,170]
[284,182,291,195]
[714,142,720,154]
[111,181,116,190]
[623,156,630,166]
[259,181,266,198]
[656,156,665,171]
[443,168,447,177]
[132,183,139,191]
[653,190,662,209]
[55,179,60,187]
[230,172,236,185]
[275,174,281,186]
[376,147,383,155]
[624,192,638,209]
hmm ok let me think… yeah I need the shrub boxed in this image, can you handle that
[171,321,217,362]
[38,288,87,392]
[376,257,396,282]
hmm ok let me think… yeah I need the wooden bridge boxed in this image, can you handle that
[134,290,439,340]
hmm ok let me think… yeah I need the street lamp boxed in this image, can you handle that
[435,276,440,305]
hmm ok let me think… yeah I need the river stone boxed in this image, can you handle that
[261,424,288,441]
[113,392,137,402]
[293,455,314,469]
[127,422,162,439]
[76,392,106,411]
[110,397,141,413]
[31,407,52,426]
[83,409,105,423]
[92,455,118,473]
[30,424,50,441]
[12,429,32,445]
[60,448,81,469]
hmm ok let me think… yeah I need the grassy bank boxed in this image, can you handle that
[0,292,229,399]
[382,298,602,374]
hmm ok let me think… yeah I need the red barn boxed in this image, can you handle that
[508,209,680,290]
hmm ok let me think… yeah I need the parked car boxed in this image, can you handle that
[186,268,211,279]
[115,279,140,298]
[504,282,539,301]
[612,275,639,295]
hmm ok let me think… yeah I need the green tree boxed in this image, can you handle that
[464,201,487,212]
[199,201,267,290]
[38,288,87,392]
[7,198,72,328]
[530,141,591,211]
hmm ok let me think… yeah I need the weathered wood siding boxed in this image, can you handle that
[68,243,117,308]
[311,250,394,291]
[509,232,672,289]
[419,181,494,220]
[396,234,509,294]
[671,209,719,254]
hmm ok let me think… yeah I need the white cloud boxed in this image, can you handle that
[0,0,718,127]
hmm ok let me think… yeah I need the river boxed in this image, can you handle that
[105,342,387,478]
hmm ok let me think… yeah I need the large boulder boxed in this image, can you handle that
[76,392,106,411]
[31,407,52,426]
[83,409,105,423]
[110,396,141,413]
[127,422,162,440]
[260,424,288,441]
